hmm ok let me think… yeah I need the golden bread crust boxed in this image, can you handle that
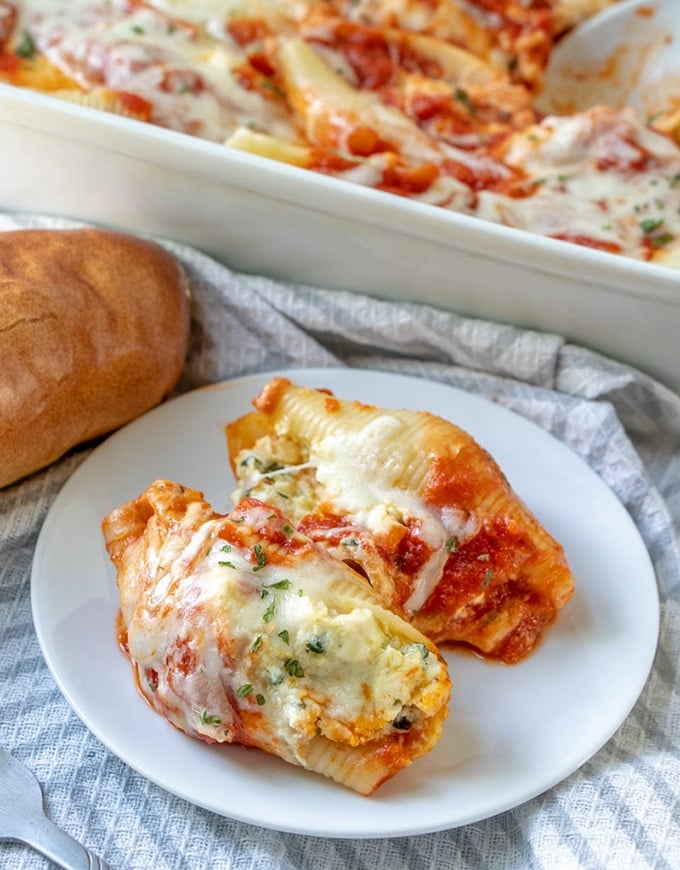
[0,228,190,488]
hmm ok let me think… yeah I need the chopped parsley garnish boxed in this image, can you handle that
[256,693,266,706]
[252,635,263,652]
[16,31,36,59]
[445,536,459,553]
[477,553,490,561]
[341,537,359,548]
[454,87,475,114]
[306,636,325,654]
[284,659,305,678]
[263,461,284,473]
[199,710,221,726]
[252,543,267,571]
[265,579,292,590]
[262,598,276,623]
[413,642,429,661]
[640,217,664,234]
[650,232,674,249]
[638,218,673,248]
[237,684,253,697]
[282,523,294,537]
[218,560,235,568]
[482,568,494,588]
[278,629,290,644]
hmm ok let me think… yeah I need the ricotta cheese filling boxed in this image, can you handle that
[233,417,482,615]
[126,504,447,753]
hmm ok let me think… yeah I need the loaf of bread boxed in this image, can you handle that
[0,227,191,488]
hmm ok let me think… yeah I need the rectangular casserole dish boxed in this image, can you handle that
[1,81,679,394]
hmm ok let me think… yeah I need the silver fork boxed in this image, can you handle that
[0,746,110,869]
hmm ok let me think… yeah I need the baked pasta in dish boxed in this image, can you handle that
[3,2,680,265]
[227,378,575,664]
[102,479,451,795]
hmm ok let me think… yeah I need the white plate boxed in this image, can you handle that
[31,368,659,839]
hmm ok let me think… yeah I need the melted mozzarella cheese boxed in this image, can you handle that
[476,108,680,260]
[13,2,680,263]
[17,0,301,142]
[234,417,481,614]
[126,506,447,752]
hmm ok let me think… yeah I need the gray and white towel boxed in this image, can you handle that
[1,213,678,869]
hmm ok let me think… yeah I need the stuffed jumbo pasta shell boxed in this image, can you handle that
[227,378,575,664]
[102,480,451,795]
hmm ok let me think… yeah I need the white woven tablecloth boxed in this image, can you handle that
[1,213,679,869]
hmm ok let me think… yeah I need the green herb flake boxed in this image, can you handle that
[306,636,325,654]
[445,536,459,553]
[650,232,674,249]
[284,659,305,678]
[199,710,221,726]
[256,693,266,706]
[640,217,664,234]
[252,634,263,652]
[237,684,253,697]
[477,553,490,561]
[263,598,276,623]
[414,642,429,661]
[252,543,267,572]
[278,629,290,644]
[264,461,284,473]
[482,568,494,588]
[218,560,235,568]
[454,87,475,114]
[265,578,292,590]
[16,31,36,59]
[282,523,294,537]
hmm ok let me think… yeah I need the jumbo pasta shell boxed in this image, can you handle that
[102,480,451,795]
[227,377,575,664]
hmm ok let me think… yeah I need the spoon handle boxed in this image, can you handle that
[14,812,110,870]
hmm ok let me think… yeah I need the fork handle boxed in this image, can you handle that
[15,812,110,870]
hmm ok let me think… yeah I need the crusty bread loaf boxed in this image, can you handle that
[0,227,191,488]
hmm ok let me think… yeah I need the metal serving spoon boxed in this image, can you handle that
[0,747,110,869]
[537,0,680,118]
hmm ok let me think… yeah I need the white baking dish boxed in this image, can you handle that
[1,80,679,393]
